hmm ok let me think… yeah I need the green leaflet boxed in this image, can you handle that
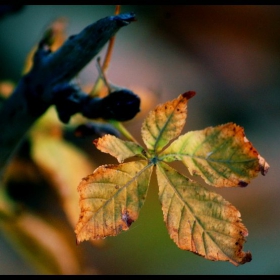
[160,123,262,187]
[94,134,146,163]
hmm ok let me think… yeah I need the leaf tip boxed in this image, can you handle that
[239,251,252,265]
[182,91,196,100]
[258,155,270,176]
[76,238,80,246]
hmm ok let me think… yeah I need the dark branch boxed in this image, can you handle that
[0,12,136,178]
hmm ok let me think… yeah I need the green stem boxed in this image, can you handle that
[108,120,139,144]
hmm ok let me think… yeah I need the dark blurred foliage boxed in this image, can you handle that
[0,5,24,20]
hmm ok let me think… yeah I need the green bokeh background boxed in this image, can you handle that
[0,5,279,275]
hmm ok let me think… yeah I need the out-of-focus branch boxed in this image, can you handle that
[0,12,136,179]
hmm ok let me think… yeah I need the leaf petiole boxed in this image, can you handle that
[108,119,139,144]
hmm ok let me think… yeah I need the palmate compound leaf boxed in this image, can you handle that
[75,92,269,265]
[156,161,252,266]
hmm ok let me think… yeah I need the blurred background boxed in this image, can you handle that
[0,5,279,275]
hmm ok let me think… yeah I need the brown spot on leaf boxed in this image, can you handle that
[238,181,248,187]
[82,176,89,182]
[121,211,134,227]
